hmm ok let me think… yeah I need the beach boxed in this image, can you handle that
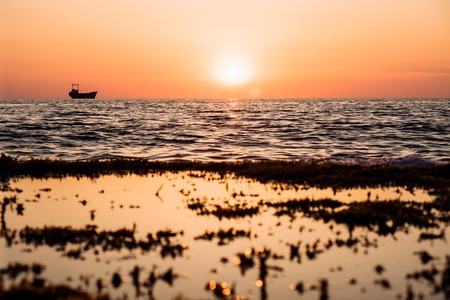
[1,98,449,299]
[1,157,449,299]
[3,0,450,298]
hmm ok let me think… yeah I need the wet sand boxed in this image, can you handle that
[1,157,449,299]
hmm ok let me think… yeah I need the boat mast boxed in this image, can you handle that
[72,83,79,91]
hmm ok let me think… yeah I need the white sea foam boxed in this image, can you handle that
[315,154,438,167]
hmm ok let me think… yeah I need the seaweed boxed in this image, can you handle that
[194,228,252,245]
[1,155,449,193]
[267,199,443,235]
[0,262,181,300]
[16,225,188,259]
[186,198,260,220]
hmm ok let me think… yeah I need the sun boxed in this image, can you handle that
[214,57,252,85]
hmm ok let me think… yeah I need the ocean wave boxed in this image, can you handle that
[1,98,448,164]
[316,155,439,167]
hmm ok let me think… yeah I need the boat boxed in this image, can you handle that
[68,84,97,99]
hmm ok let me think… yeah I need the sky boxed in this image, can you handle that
[1,0,449,99]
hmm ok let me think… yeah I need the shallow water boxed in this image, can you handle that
[1,173,448,299]
[1,98,449,163]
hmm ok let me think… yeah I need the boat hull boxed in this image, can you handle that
[69,90,97,99]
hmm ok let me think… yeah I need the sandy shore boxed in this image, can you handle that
[1,156,449,299]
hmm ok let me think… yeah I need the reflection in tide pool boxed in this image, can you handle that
[1,172,449,299]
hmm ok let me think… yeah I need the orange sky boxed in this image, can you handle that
[1,0,449,99]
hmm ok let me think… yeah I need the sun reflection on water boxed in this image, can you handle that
[0,172,448,299]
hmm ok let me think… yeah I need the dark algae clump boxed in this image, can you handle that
[1,155,449,190]
[17,225,188,260]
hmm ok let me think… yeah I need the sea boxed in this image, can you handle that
[1,98,449,164]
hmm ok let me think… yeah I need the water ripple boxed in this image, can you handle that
[0,98,449,164]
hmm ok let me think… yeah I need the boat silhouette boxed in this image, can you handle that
[68,84,97,99]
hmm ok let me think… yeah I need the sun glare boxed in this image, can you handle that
[215,58,252,85]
